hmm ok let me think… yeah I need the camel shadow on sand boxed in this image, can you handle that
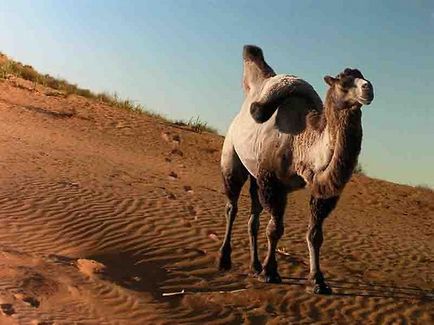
[71,250,432,303]
[280,276,434,301]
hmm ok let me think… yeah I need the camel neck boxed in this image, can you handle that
[314,106,362,198]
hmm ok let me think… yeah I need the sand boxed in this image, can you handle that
[0,76,432,324]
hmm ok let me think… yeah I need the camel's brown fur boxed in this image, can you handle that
[219,45,374,294]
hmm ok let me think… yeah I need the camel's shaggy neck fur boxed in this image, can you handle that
[308,93,363,198]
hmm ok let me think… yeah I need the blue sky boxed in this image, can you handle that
[0,0,433,187]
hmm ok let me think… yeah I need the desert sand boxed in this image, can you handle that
[0,76,432,324]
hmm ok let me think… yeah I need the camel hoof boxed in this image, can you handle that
[218,256,231,271]
[263,273,282,284]
[307,283,333,295]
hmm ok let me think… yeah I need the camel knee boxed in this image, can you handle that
[266,218,284,240]
[306,223,324,246]
[222,202,238,242]
[225,202,238,220]
[307,196,338,247]
[309,196,339,220]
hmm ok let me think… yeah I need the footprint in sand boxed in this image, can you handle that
[170,148,183,156]
[168,172,178,180]
[161,132,171,143]
[32,320,54,325]
[0,303,15,316]
[14,293,40,308]
[182,219,193,228]
[23,297,40,308]
[172,134,181,146]
[167,192,176,200]
[186,205,197,216]
[161,132,181,146]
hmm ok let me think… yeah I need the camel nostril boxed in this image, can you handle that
[362,82,370,89]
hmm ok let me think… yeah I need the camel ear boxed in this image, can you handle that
[324,75,336,86]
[243,45,275,95]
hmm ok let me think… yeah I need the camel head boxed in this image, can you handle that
[324,68,374,109]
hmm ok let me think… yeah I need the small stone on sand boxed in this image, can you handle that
[77,259,106,277]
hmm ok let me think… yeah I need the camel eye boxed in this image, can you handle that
[339,76,354,89]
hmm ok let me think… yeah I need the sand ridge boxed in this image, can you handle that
[0,77,432,324]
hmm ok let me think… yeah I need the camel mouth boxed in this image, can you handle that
[358,97,372,105]
[358,93,374,105]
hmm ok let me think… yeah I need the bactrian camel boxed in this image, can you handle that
[218,45,374,294]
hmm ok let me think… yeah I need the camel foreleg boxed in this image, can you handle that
[258,169,287,283]
[306,195,339,294]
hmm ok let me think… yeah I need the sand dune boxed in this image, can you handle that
[0,77,432,324]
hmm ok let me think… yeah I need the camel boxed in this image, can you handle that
[218,45,374,294]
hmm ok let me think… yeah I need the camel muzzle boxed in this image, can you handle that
[360,82,374,105]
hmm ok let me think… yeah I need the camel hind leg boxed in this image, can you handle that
[248,175,263,275]
[218,143,248,271]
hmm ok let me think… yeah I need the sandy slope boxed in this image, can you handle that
[0,77,432,324]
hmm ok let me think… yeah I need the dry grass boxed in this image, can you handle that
[0,52,217,134]
[174,116,218,134]
[415,184,433,192]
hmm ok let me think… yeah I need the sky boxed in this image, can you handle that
[0,0,433,187]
